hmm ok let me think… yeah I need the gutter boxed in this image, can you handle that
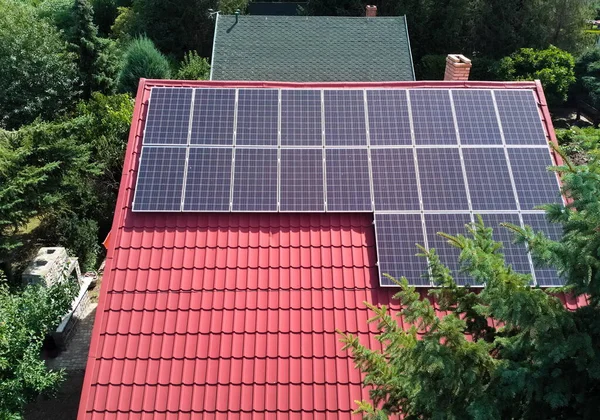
[209,12,219,80]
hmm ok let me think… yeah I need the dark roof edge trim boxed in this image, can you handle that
[403,15,416,81]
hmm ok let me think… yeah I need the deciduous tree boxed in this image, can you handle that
[0,0,78,129]
[0,275,77,419]
[497,46,576,105]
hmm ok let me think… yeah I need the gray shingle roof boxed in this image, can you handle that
[211,15,415,82]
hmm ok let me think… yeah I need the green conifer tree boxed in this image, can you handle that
[71,0,118,98]
[341,152,600,418]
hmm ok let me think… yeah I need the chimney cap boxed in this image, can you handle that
[446,54,472,64]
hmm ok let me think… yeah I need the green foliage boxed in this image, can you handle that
[415,54,446,80]
[91,0,132,36]
[556,126,600,163]
[0,274,77,418]
[0,131,59,257]
[1,93,133,269]
[308,1,592,65]
[304,0,364,16]
[572,47,600,109]
[518,149,600,300]
[218,0,248,14]
[110,6,134,40]
[37,0,75,33]
[117,36,171,95]
[0,0,78,130]
[71,0,119,98]
[341,157,600,418]
[497,46,576,105]
[175,51,211,80]
[125,0,216,58]
[469,55,501,81]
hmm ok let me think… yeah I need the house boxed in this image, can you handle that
[77,75,587,418]
[209,7,415,82]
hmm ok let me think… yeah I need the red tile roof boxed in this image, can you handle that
[78,80,585,419]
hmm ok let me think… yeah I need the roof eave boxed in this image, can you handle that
[76,78,152,420]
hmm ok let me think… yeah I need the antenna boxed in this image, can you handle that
[207,9,219,19]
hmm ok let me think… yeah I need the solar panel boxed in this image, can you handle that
[190,88,235,145]
[508,148,562,210]
[410,90,457,145]
[232,148,278,211]
[367,90,412,146]
[495,90,547,145]
[143,88,193,145]
[325,148,371,211]
[133,147,187,211]
[375,214,428,286]
[452,90,502,145]
[324,90,367,146]
[280,148,325,212]
[424,213,475,286]
[281,90,322,147]
[183,148,232,211]
[417,148,469,210]
[370,148,420,211]
[479,213,532,277]
[462,148,517,210]
[522,213,564,286]
[236,89,279,146]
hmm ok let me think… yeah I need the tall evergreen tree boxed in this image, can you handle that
[71,0,118,98]
[341,153,600,418]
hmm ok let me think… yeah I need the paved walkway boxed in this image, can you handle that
[47,302,98,371]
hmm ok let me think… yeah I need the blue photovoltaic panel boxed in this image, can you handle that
[324,90,367,146]
[325,148,371,211]
[375,214,428,286]
[462,148,517,210]
[522,213,564,286]
[425,214,475,286]
[367,90,411,146]
[281,90,322,147]
[452,90,502,145]
[232,148,278,211]
[417,149,469,210]
[280,148,324,212]
[479,213,532,277]
[508,148,562,210]
[410,90,457,145]
[236,89,279,146]
[133,147,186,211]
[143,88,193,145]
[370,148,420,211]
[495,90,547,145]
[190,88,235,145]
[183,148,232,211]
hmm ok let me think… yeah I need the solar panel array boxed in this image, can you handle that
[134,87,564,287]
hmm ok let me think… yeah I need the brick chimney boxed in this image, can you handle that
[366,5,377,17]
[444,54,472,81]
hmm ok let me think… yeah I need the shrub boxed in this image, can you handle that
[175,51,210,80]
[117,36,171,95]
[416,54,447,80]
[497,46,576,105]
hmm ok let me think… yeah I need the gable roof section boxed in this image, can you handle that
[78,80,587,419]
[210,15,416,82]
